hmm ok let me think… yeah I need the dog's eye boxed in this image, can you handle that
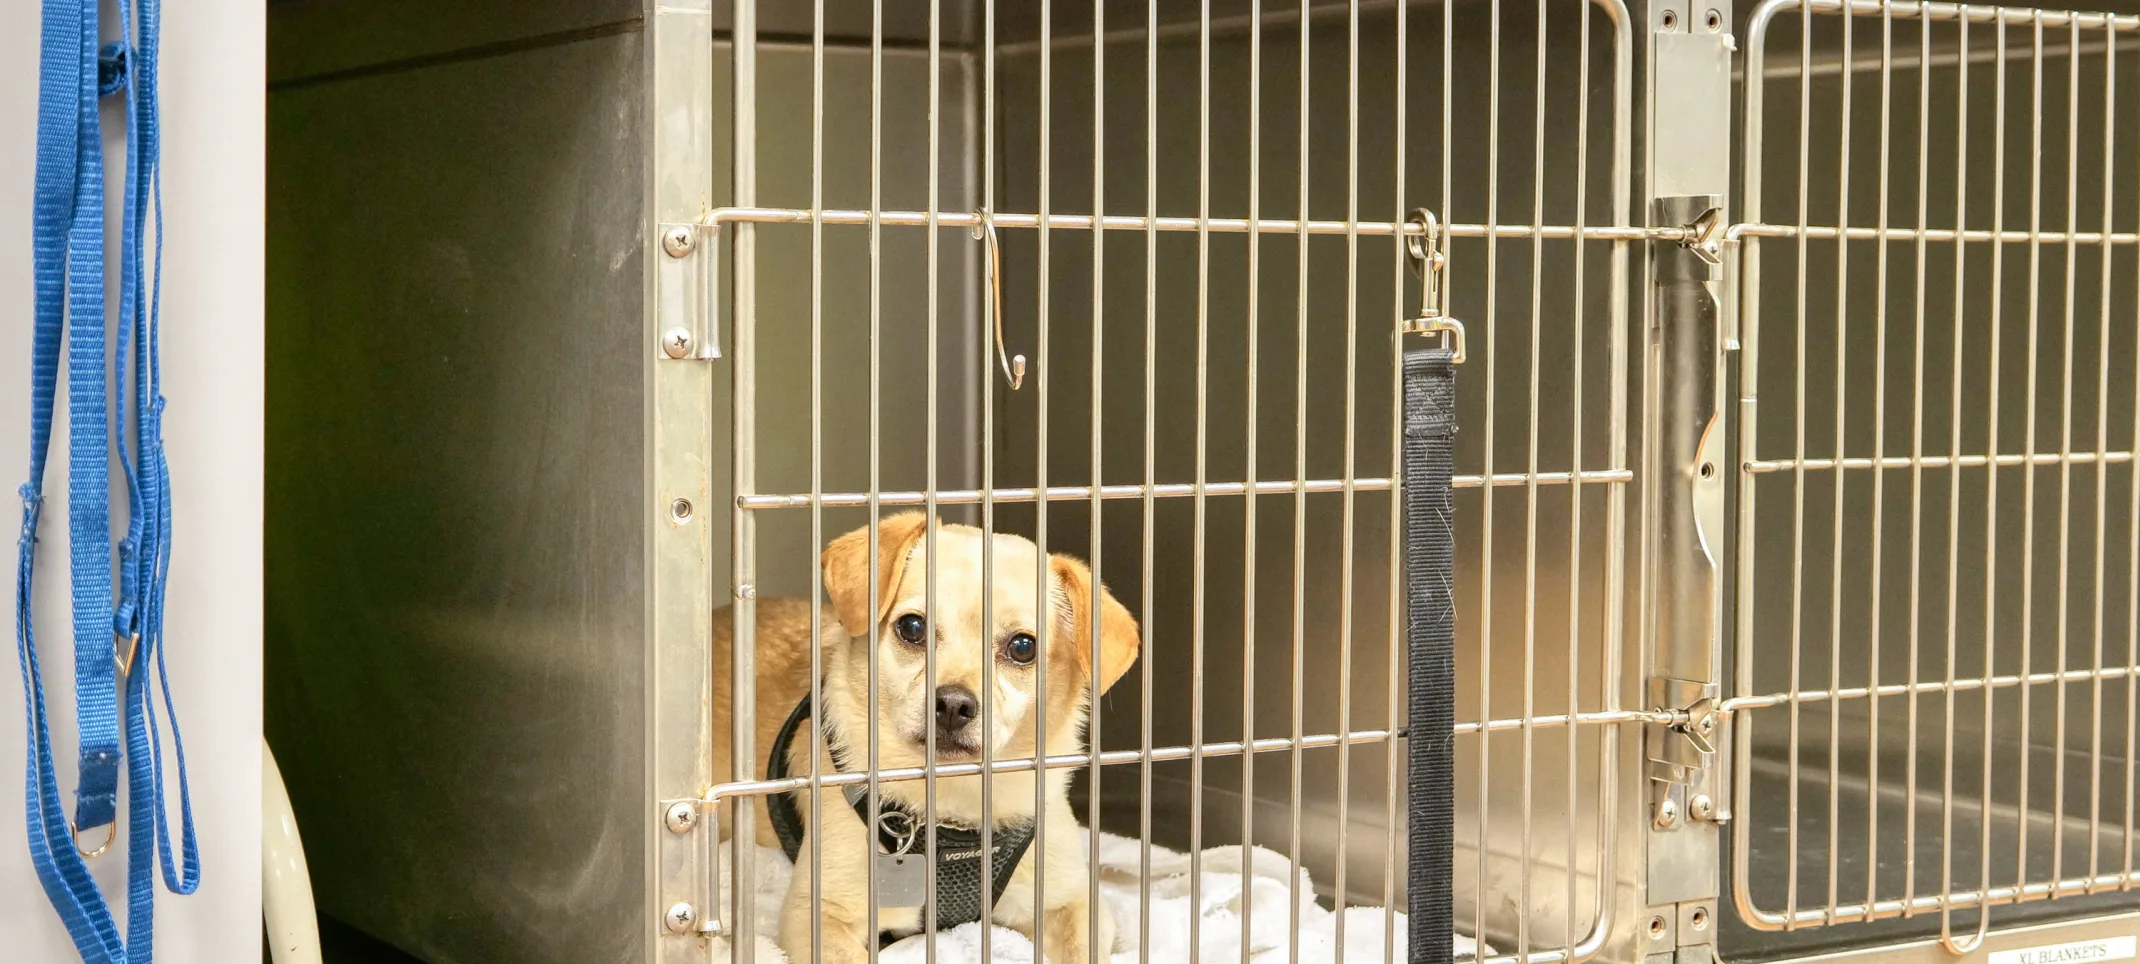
[1002,632,1038,665]
[892,613,928,645]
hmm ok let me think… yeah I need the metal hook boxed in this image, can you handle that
[972,209,1024,391]
[1401,207,1466,362]
[1936,907,1990,957]
[1405,207,1443,273]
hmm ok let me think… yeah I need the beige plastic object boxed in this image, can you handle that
[262,740,322,964]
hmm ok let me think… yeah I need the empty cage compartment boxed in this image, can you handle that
[264,3,978,961]
[1725,0,2140,960]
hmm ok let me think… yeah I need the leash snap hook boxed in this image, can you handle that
[1401,208,1467,362]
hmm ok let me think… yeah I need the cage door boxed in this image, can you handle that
[1724,0,2140,954]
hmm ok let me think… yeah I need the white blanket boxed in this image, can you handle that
[713,832,1487,964]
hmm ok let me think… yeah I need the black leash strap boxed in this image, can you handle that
[1404,345,1459,964]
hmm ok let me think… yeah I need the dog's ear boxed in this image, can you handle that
[1048,553,1142,694]
[822,512,932,639]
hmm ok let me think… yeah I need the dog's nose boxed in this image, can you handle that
[935,685,980,732]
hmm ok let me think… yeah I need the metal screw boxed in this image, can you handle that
[665,902,697,934]
[662,327,693,359]
[670,498,694,523]
[665,802,697,834]
[1696,713,1716,736]
[1655,797,1681,829]
[662,227,695,258]
[1690,794,1716,821]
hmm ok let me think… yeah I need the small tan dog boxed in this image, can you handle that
[713,512,1141,964]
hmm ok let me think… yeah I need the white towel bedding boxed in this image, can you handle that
[712,832,1487,964]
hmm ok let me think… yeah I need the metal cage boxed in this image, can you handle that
[257,1,2140,963]
[681,3,1637,963]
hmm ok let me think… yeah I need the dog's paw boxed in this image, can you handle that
[1037,897,1114,964]
[779,903,873,964]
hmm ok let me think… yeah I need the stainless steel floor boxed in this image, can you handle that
[1722,736,2140,961]
[313,916,427,964]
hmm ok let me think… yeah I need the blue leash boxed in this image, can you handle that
[18,0,200,958]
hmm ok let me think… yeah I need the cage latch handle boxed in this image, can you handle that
[1401,208,1466,362]
[1663,695,1719,756]
[1654,206,1725,267]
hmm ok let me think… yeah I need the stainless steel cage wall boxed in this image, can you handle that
[253,1,2140,963]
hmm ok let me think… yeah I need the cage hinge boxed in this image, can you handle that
[1644,898,1720,964]
[1399,208,1466,361]
[656,222,722,361]
[657,797,720,938]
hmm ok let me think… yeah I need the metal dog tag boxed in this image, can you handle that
[873,851,927,910]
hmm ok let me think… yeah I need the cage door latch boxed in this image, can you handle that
[1400,208,1466,361]
[1647,678,1727,832]
[1651,206,1724,267]
[1663,694,1718,757]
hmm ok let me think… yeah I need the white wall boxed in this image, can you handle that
[0,1,264,960]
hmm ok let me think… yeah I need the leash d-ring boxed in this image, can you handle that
[72,817,117,859]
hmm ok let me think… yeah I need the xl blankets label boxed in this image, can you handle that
[1990,936,2139,964]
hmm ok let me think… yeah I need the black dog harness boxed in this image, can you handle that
[764,695,1037,940]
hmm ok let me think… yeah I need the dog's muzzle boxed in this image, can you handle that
[932,684,982,748]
